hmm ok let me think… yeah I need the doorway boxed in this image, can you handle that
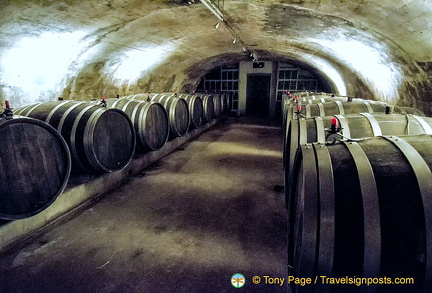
[246,74,271,116]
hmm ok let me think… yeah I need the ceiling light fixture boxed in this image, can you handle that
[201,0,250,54]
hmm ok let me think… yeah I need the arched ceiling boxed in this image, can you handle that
[0,0,431,111]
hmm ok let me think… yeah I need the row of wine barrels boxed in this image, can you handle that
[0,116,71,220]
[129,93,190,138]
[284,113,432,200]
[15,101,136,175]
[281,92,357,123]
[282,92,425,125]
[178,93,204,129]
[289,135,432,293]
[95,97,169,153]
[286,100,386,122]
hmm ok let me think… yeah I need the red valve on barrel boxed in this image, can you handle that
[331,117,338,132]
[3,100,13,119]
[99,97,107,107]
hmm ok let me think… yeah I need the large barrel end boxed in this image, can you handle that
[0,117,71,220]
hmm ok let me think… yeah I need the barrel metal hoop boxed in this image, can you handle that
[165,94,174,110]
[359,112,383,136]
[342,140,381,278]
[313,143,335,277]
[21,103,43,116]
[84,107,118,173]
[317,103,325,117]
[315,117,325,144]
[334,115,351,138]
[111,98,122,108]
[360,100,374,113]
[168,98,178,136]
[335,101,345,115]
[305,104,311,117]
[155,102,170,148]
[299,118,307,145]
[128,101,141,127]
[409,115,432,135]
[383,136,432,290]
[287,120,300,183]
[293,144,318,277]
[70,104,97,173]
[180,98,191,132]
[45,101,72,124]
[138,103,152,149]
[14,104,37,116]
[57,102,85,134]
[119,99,134,112]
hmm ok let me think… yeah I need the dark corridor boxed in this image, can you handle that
[246,74,271,117]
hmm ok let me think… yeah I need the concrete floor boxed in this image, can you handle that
[0,117,287,293]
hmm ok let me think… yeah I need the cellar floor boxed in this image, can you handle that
[0,116,287,293]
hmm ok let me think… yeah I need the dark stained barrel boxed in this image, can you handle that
[289,135,432,293]
[178,93,203,129]
[284,113,432,200]
[199,93,214,123]
[15,101,135,174]
[0,116,71,219]
[107,97,169,152]
[132,93,190,138]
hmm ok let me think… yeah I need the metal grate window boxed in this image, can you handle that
[276,62,321,114]
[197,64,239,114]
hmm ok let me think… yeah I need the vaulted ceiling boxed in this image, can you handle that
[0,0,431,113]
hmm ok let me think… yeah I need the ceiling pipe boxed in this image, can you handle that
[200,0,224,22]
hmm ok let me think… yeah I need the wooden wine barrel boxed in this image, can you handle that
[132,93,190,138]
[178,93,203,129]
[199,93,215,123]
[0,116,71,220]
[212,93,223,119]
[100,97,169,153]
[289,135,432,293]
[15,101,135,174]
[220,92,230,114]
[284,113,432,201]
